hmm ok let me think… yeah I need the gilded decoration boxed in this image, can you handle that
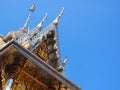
[33,40,49,63]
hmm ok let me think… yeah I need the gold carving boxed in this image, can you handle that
[1,69,6,90]
[12,71,46,90]
[34,40,49,63]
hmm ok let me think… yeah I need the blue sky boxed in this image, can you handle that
[0,0,120,90]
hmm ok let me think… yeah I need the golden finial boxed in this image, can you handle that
[53,7,64,25]
[30,3,35,12]
[37,13,48,30]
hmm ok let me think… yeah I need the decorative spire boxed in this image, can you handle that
[37,13,48,30]
[53,7,64,25]
[23,4,35,29]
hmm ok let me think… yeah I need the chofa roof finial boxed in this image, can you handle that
[37,13,48,30]
[53,7,64,25]
[23,4,35,29]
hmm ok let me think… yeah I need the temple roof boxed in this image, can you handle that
[0,4,80,90]
[0,5,65,72]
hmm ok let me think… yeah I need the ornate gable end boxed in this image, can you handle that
[33,29,59,68]
[33,40,49,63]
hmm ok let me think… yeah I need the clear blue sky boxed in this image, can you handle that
[0,0,120,90]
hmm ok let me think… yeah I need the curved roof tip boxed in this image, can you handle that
[37,13,48,30]
[53,7,64,25]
